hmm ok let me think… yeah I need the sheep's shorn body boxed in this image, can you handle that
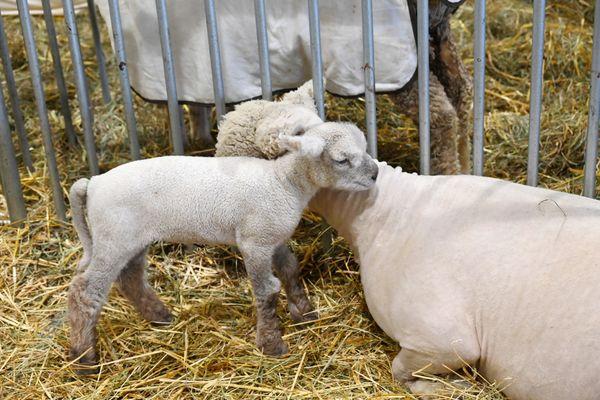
[67,124,378,372]
[309,165,600,400]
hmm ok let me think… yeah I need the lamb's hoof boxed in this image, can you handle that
[69,350,99,375]
[289,302,318,324]
[145,305,174,325]
[258,338,289,357]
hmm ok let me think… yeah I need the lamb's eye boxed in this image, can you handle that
[334,158,349,165]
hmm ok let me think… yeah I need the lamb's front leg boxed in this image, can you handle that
[239,242,288,356]
[273,244,317,323]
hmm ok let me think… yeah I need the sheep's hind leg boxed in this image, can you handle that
[239,242,288,356]
[392,347,479,395]
[116,249,173,324]
[273,244,317,323]
[68,253,127,374]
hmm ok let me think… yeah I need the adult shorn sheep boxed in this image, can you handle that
[95,0,470,174]
[67,119,378,372]
[215,78,600,400]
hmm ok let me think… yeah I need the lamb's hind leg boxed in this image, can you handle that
[273,244,317,323]
[116,249,172,324]
[239,242,288,356]
[68,252,128,373]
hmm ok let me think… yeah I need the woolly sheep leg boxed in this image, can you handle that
[273,244,317,323]
[391,74,460,175]
[431,23,473,174]
[239,242,288,356]
[116,249,173,324]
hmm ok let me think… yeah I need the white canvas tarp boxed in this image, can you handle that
[0,0,86,15]
[95,0,416,104]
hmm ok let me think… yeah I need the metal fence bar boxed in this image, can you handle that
[417,0,430,175]
[62,0,99,175]
[204,0,226,121]
[87,0,111,104]
[526,0,546,187]
[308,0,325,120]
[155,0,185,154]
[473,0,486,176]
[0,14,34,171]
[362,0,377,158]
[108,0,141,160]
[254,0,272,101]
[41,0,78,148]
[17,0,67,221]
[0,85,27,223]
[196,105,212,143]
[584,0,600,198]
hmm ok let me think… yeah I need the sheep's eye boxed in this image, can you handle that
[334,158,349,165]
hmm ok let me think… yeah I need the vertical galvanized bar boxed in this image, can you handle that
[362,0,377,158]
[584,0,600,198]
[86,0,111,104]
[196,105,212,142]
[204,0,226,121]
[62,0,99,175]
[108,0,141,160]
[155,0,185,154]
[0,14,34,171]
[17,0,67,221]
[417,0,430,175]
[254,0,272,101]
[41,0,78,148]
[0,85,27,223]
[473,0,486,176]
[526,0,546,187]
[308,0,325,120]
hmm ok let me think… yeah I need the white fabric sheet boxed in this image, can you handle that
[94,0,417,104]
[0,0,87,15]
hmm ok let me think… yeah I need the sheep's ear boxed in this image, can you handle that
[278,134,325,158]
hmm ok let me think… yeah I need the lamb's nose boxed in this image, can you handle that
[371,168,378,181]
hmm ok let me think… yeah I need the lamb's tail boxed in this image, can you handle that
[69,178,92,272]
[281,79,324,112]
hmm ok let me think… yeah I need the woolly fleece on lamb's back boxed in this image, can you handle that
[216,81,322,159]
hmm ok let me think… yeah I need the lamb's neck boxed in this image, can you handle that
[309,163,410,261]
[273,153,320,204]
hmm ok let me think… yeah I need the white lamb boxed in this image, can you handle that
[67,119,378,372]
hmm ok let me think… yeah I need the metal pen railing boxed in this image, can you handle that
[0,0,599,224]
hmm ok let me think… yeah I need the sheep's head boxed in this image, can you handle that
[278,122,378,191]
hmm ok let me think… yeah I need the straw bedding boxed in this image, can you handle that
[0,1,596,398]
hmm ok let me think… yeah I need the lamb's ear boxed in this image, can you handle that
[256,108,323,157]
[278,134,325,158]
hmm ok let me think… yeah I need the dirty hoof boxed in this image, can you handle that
[258,338,289,357]
[289,302,318,323]
[144,305,174,325]
[69,350,99,375]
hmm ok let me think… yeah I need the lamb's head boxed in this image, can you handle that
[279,122,378,191]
